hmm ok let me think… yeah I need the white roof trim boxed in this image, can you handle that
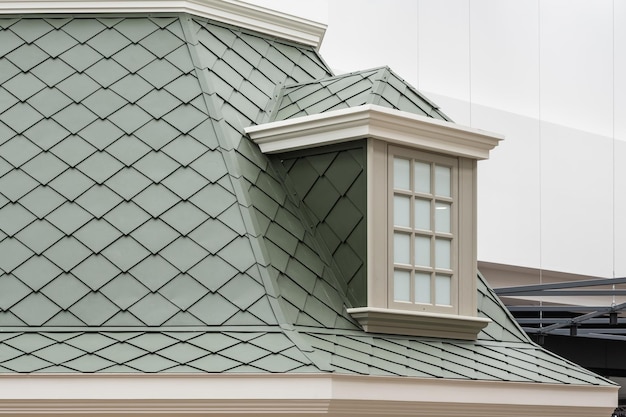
[0,373,616,416]
[245,104,503,160]
[0,0,327,48]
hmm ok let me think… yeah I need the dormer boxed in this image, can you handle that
[246,67,502,340]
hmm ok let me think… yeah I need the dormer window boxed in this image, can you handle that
[247,103,501,340]
[390,148,457,312]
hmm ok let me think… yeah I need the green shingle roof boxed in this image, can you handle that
[270,66,450,122]
[0,13,612,387]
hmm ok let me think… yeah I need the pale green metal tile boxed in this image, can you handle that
[163,75,201,103]
[85,58,128,88]
[129,255,179,292]
[82,89,127,119]
[109,104,152,135]
[130,151,178,182]
[104,168,151,201]
[188,255,238,293]
[93,341,147,364]
[158,274,208,310]
[189,295,243,328]
[137,58,182,89]
[104,202,150,234]
[47,202,93,234]
[218,273,264,311]
[105,135,150,166]
[1,354,51,372]
[101,236,150,272]
[43,236,91,272]
[0,203,36,236]
[189,150,227,182]
[10,293,61,326]
[217,236,256,273]
[69,292,119,326]
[0,29,24,56]
[159,201,206,235]
[52,103,98,134]
[48,168,94,200]
[136,88,181,119]
[0,238,33,272]
[33,29,77,58]
[9,19,53,42]
[161,135,208,165]
[160,237,208,272]
[133,184,180,217]
[29,57,73,88]
[131,219,178,253]
[110,74,154,103]
[134,120,180,151]
[0,87,18,114]
[189,183,236,217]
[5,44,48,72]
[22,119,69,151]
[12,255,61,292]
[112,44,156,73]
[63,353,116,372]
[60,18,106,43]
[64,333,116,353]
[187,353,240,372]
[0,103,43,134]
[71,254,119,291]
[75,185,123,218]
[161,104,207,134]
[3,72,46,101]
[126,333,177,353]
[139,28,183,59]
[113,18,158,43]
[15,220,63,255]
[39,273,90,310]
[27,88,72,119]
[100,274,150,311]
[87,28,131,58]
[0,169,38,201]
[77,151,124,184]
[0,274,31,310]
[74,219,122,253]
[127,293,179,326]
[161,168,206,200]
[50,135,96,167]
[157,341,209,364]
[57,73,100,103]
[189,218,237,254]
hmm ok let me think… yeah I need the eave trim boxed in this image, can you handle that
[245,104,503,160]
[0,0,327,48]
[0,373,616,416]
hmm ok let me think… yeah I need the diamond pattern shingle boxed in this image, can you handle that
[0,14,611,391]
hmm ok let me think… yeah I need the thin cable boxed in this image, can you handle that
[537,0,543,326]
[612,0,616,305]
[468,0,472,127]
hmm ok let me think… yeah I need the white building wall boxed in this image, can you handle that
[246,0,626,279]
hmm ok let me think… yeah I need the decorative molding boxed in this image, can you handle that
[0,0,327,48]
[0,373,616,416]
[347,306,491,340]
[245,104,503,159]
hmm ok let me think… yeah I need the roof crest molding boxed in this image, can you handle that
[0,0,327,48]
[246,104,503,160]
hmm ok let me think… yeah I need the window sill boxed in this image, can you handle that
[347,307,491,340]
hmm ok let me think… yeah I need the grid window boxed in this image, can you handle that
[390,150,457,312]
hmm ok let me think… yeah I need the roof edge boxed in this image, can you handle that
[246,104,503,159]
[0,373,616,416]
[0,0,327,48]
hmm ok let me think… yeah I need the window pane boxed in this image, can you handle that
[435,202,451,233]
[435,238,451,269]
[414,161,430,193]
[435,165,451,197]
[394,270,410,302]
[394,232,410,264]
[414,235,430,267]
[435,275,451,305]
[394,158,410,190]
[414,272,431,304]
[414,198,430,230]
[394,195,410,227]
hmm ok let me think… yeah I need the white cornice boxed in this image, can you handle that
[245,104,503,159]
[0,0,327,48]
[0,373,616,416]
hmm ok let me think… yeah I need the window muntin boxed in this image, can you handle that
[389,148,458,313]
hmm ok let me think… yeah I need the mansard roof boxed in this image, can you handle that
[0,11,612,389]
